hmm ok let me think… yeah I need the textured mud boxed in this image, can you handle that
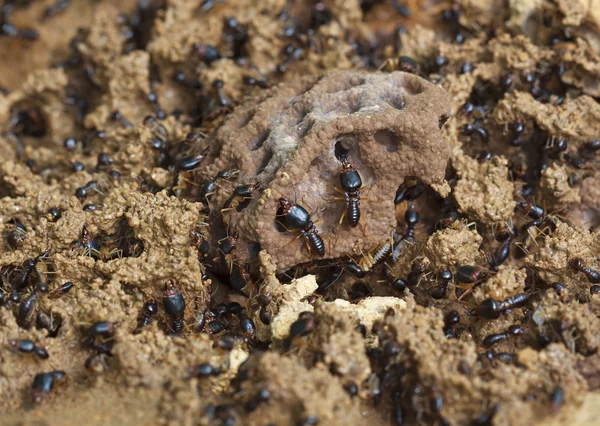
[1,1,600,426]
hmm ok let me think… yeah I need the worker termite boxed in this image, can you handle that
[277,198,325,256]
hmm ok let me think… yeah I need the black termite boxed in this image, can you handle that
[443,310,460,338]
[239,316,256,341]
[394,182,424,204]
[476,151,493,162]
[316,261,345,292]
[147,91,166,119]
[192,310,208,333]
[138,299,158,328]
[344,261,367,278]
[552,282,567,293]
[259,307,272,325]
[288,313,316,340]
[48,207,62,222]
[495,222,514,242]
[391,0,411,17]
[338,158,362,227]
[245,388,271,412]
[206,320,227,335]
[491,238,512,270]
[89,321,116,338]
[172,70,202,89]
[230,263,251,291]
[404,208,419,241]
[228,301,245,317]
[214,303,229,317]
[44,0,70,18]
[568,258,600,283]
[429,386,443,417]
[389,274,408,292]
[76,225,100,258]
[5,220,26,249]
[52,281,73,295]
[72,161,85,172]
[510,121,524,146]
[349,282,371,302]
[550,385,565,412]
[243,75,268,89]
[109,110,133,128]
[407,258,429,287]
[18,289,40,328]
[432,268,452,299]
[190,230,209,256]
[189,362,221,377]
[75,180,98,200]
[85,334,113,355]
[456,265,486,284]
[584,140,600,152]
[214,335,235,351]
[212,79,231,107]
[482,325,524,348]
[96,152,114,169]
[177,146,210,171]
[500,73,514,90]
[391,389,404,425]
[8,339,49,359]
[219,233,238,255]
[222,182,261,213]
[12,249,51,292]
[277,43,303,73]
[163,281,186,334]
[193,43,221,64]
[32,371,66,403]
[473,293,529,319]
[517,201,545,220]
[590,285,600,295]
[278,198,324,256]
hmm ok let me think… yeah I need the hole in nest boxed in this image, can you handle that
[238,109,255,128]
[251,129,270,151]
[98,217,144,261]
[439,115,449,129]
[11,106,47,137]
[334,136,357,161]
[256,149,273,176]
[247,242,262,262]
[36,311,63,337]
[401,79,427,96]
[374,130,400,152]
[297,119,314,139]
[389,95,406,111]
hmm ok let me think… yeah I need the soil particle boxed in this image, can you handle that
[233,352,363,426]
[532,291,600,355]
[453,153,517,224]
[526,221,600,289]
[378,306,588,426]
[539,163,581,210]
[424,223,484,268]
[473,265,527,302]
